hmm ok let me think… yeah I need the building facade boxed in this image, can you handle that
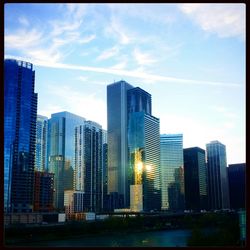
[107,80,133,209]
[160,134,185,211]
[128,112,161,211]
[33,171,54,212]
[35,115,48,172]
[184,147,208,211]
[206,140,230,210]
[47,111,85,211]
[228,163,246,210]
[4,59,37,213]
[74,121,103,212]
[64,190,85,215]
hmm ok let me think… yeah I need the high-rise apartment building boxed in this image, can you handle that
[35,115,48,172]
[228,163,246,210]
[4,59,38,213]
[206,140,230,210]
[184,147,208,211]
[160,134,185,211]
[47,111,85,211]
[107,80,133,208]
[75,121,103,212]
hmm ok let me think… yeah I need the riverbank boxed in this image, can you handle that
[5,216,184,245]
[5,212,241,246]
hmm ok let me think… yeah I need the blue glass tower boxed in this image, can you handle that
[160,134,185,211]
[107,81,133,209]
[4,59,38,213]
[35,115,48,172]
[47,111,85,211]
[206,140,230,210]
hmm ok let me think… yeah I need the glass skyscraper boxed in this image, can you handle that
[4,59,38,213]
[75,121,103,212]
[107,80,133,208]
[206,140,230,210]
[47,111,85,211]
[35,115,48,172]
[128,112,161,211]
[228,163,246,210]
[107,81,161,211]
[160,134,185,211]
[184,147,208,211]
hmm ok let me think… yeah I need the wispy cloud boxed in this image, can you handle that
[5,29,43,49]
[133,48,157,66]
[18,16,29,26]
[96,46,120,61]
[5,54,241,88]
[5,4,96,64]
[179,3,245,40]
[79,34,96,44]
[105,14,132,45]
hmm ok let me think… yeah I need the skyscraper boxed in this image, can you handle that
[75,121,103,212]
[206,140,230,210]
[102,130,109,211]
[184,147,208,211]
[33,171,54,212]
[107,80,133,208]
[35,115,48,172]
[160,134,185,211]
[128,112,161,211]
[47,111,85,211]
[228,163,246,210]
[4,59,37,213]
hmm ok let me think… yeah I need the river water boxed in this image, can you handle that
[20,229,191,247]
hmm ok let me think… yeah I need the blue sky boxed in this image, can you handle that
[5,3,245,164]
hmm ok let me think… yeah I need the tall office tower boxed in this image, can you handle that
[228,163,246,210]
[127,87,161,212]
[102,130,108,211]
[33,171,54,212]
[128,113,161,212]
[160,134,185,211]
[47,111,85,211]
[206,140,230,210]
[184,147,208,211]
[107,80,133,209]
[35,115,48,172]
[4,59,37,213]
[75,121,103,212]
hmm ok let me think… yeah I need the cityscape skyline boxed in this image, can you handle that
[4,3,246,164]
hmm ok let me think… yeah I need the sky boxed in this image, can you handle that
[4,3,245,164]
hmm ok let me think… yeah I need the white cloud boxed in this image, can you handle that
[133,48,157,66]
[179,3,245,40]
[5,29,43,49]
[108,4,176,25]
[79,34,96,44]
[5,54,241,88]
[18,16,29,26]
[105,15,132,45]
[111,58,128,70]
[96,46,120,61]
